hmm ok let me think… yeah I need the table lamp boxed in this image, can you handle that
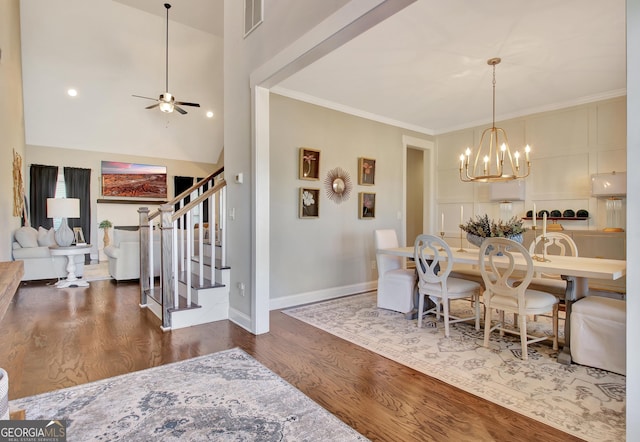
[47,198,80,247]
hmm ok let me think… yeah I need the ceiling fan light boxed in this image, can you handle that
[159,101,174,113]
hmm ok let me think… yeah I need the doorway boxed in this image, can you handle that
[403,136,434,246]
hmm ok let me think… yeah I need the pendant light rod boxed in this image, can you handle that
[489,57,499,129]
[165,3,171,93]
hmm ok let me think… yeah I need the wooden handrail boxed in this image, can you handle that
[148,166,224,221]
[172,179,226,221]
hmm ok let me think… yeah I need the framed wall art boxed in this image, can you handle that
[299,147,320,180]
[299,187,320,218]
[358,192,376,219]
[101,161,167,200]
[358,157,376,185]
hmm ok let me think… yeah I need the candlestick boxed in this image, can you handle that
[441,212,445,232]
[457,227,466,252]
[543,212,547,238]
[533,203,537,229]
[460,205,464,225]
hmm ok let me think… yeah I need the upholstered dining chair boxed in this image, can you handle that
[480,237,559,360]
[374,229,416,313]
[414,234,481,337]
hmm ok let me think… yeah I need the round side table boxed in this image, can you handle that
[48,245,91,288]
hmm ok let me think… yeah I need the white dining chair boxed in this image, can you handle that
[374,229,416,313]
[480,237,559,360]
[526,232,578,321]
[414,234,481,337]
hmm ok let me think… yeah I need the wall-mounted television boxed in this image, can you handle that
[101,161,167,200]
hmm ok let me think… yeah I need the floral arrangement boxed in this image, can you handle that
[459,214,524,238]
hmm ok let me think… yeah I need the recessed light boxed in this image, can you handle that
[67,89,78,97]
[206,111,214,118]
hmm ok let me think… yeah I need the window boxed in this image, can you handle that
[51,171,67,230]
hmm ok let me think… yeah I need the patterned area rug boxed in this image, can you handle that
[285,293,625,442]
[10,348,367,441]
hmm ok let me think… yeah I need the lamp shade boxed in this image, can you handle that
[47,198,80,219]
[591,172,626,197]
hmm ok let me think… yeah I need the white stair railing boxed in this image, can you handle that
[138,168,226,329]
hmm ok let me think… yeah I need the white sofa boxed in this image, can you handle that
[12,226,85,281]
[104,229,161,281]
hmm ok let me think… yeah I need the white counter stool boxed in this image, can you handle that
[570,296,626,375]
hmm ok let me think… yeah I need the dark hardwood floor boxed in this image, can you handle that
[0,279,581,441]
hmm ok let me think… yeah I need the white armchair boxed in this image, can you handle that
[104,229,161,281]
[374,229,416,314]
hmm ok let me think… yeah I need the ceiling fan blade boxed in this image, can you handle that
[175,101,200,107]
[174,105,187,115]
[132,94,157,101]
[145,103,160,110]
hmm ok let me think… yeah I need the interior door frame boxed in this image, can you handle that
[402,135,435,247]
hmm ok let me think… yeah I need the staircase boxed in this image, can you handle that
[137,168,229,330]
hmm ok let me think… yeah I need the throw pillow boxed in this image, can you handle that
[14,226,39,248]
[37,226,57,247]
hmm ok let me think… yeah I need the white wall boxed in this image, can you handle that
[436,97,627,236]
[25,145,218,260]
[268,93,431,307]
[0,0,26,261]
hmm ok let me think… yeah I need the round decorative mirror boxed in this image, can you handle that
[325,167,352,204]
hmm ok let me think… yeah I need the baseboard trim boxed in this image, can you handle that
[269,281,377,311]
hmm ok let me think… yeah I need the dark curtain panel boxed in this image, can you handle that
[64,167,92,244]
[29,164,59,229]
[174,176,194,229]
[197,177,209,224]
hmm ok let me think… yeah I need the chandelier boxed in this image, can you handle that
[459,58,531,182]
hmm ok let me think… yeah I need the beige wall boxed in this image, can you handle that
[0,0,26,261]
[269,93,431,306]
[436,96,627,237]
[25,145,218,260]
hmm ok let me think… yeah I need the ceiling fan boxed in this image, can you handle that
[132,3,200,115]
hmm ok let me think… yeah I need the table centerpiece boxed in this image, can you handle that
[459,214,525,250]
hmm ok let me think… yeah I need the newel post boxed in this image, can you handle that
[159,204,174,330]
[138,207,150,306]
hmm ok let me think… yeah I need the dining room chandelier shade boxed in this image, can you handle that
[459,58,531,183]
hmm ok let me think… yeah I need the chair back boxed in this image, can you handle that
[374,229,403,274]
[479,237,534,301]
[414,234,454,285]
[528,232,578,278]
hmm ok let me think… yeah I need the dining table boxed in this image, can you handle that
[378,245,626,365]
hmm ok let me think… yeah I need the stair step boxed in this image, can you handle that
[144,288,204,312]
[190,256,230,270]
[178,271,225,290]
[168,295,201,312]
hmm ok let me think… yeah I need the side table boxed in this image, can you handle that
[48,245,91,288]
